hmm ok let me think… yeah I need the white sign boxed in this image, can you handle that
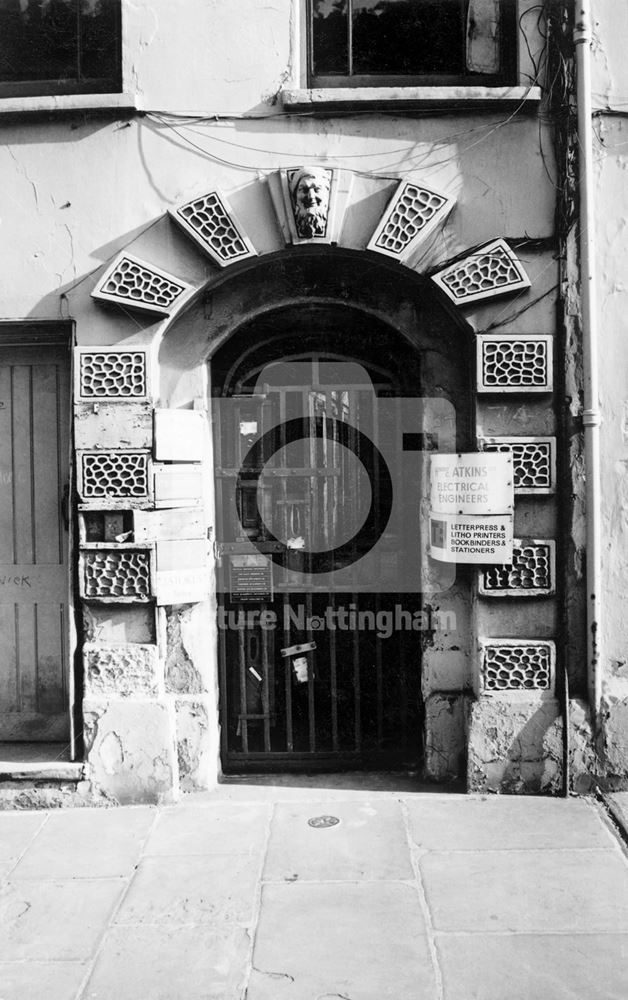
[154,568,211,606]
[430,452,513,515]
[429,513,513,564]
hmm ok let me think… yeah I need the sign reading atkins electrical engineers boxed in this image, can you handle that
[429,453,514,564]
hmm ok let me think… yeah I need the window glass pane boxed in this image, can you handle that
[0,0,78,83]
[352,0,465,76]
[80,0,119,81]
[312,0,349,76]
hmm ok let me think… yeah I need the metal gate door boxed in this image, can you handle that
[0,344,70,742]
[214,354,422,771]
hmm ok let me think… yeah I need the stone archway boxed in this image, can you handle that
[77,169,562,801]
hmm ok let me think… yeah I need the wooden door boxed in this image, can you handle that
[0,345,70,741]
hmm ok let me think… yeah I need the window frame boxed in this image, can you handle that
[307,0,518,90]
[0,0,123,100]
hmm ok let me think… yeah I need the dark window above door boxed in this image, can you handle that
[309,0,517,88]
[0,0,122,98]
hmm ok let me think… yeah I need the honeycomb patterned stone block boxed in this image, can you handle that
[76,349,149,400]
[92,253,192,315]
[367,180,454,263]
[480,640,556,694]
[81,550,152,601]
[478,437,555,494]
[477,334,553,393]
[431,238,530,305]
[170,190,256,267]
[78,451,150,500]
[479,540,555,597]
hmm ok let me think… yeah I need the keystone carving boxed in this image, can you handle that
[289,166,332,239]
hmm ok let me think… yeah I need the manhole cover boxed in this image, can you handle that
[308,815,340,829]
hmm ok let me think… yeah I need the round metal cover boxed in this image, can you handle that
[308,815,340,829]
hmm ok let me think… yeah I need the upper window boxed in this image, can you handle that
[0,0,121,98]
[309,0,517,88]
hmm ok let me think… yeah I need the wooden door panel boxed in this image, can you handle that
[0,350,69,741]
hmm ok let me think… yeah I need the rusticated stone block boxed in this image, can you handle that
[467,696,562,795]
[424,694,468,782]
[83,699,177,805]
[82,604,156,645]
[569,698,597,794]
[84,643,162,698]
[74,401,153,450]
[601,689,628,784]
[174,697,214,792]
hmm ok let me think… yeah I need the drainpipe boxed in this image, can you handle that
[574,1,603,720]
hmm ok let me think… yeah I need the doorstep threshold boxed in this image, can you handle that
[0,743,85,781]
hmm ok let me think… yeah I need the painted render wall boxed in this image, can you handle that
[0,0,599,802]
[589,2,628,784]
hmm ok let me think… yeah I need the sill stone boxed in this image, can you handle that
[0,92,137,118]
[282,85,543,112]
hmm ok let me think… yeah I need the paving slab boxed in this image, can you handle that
[421,848,628,933]
[145,801,270,857]
[407,795,614,851]
[0,811,47,867]
[114,852,260,925]
[0,961,88,1000]
[83,923,250,1000]
[0,879,124,960]
[436,933,628,1000]
[246,881,436,1000]
[263,799,413,881]
[10,806,155,879]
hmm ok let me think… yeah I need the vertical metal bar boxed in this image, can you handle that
[261,606,271,752]
[218,606,230,761]
[399,619,408,752]
[348,0,354,77]
[307,590,316,751]
[75,0,82,83]
[352,591,361,752]
[308,0,314,81]
[375,593,383,747]
[238,623,249,754]
[329,592,339,751]
[283,594,294,752]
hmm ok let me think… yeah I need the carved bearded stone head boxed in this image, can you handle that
[289,167,332,239]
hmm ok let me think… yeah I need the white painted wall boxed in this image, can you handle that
[591,3,628,701]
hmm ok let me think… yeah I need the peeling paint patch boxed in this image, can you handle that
[166,608,204,693]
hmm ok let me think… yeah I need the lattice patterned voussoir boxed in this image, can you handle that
[478,437,556,494]
[81,550,151,601]
[92,253,193,315]
[479,539,555,597]
[367,180,454,263]
[476,335,553,393]
[480,640,556,694]
[78,451,150,500]
[170,190,256,267]
[431,239,530,305]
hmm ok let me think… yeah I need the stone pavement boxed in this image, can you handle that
[1,778,628,1000]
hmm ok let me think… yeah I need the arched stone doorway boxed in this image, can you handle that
[159,249,474,776]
